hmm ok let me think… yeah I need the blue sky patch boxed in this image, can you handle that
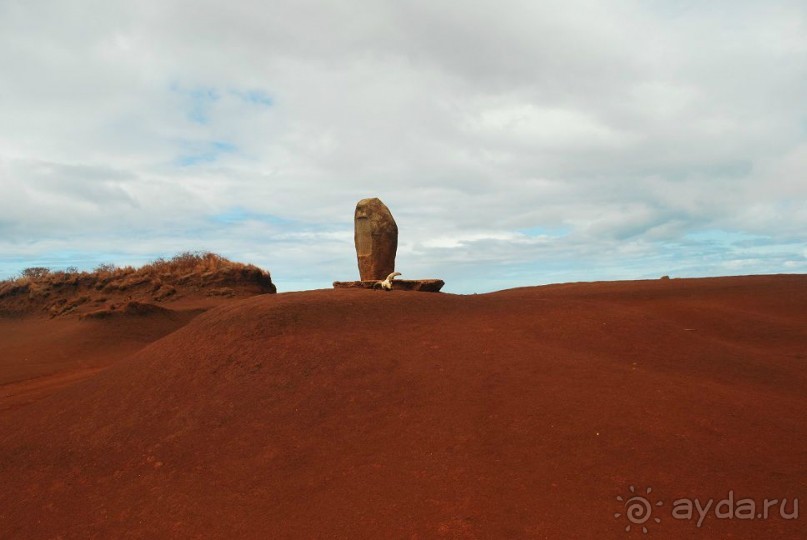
[210,207,293,226]
[230,89,273,107]
[170,84,221,124]
[175,140,237,167]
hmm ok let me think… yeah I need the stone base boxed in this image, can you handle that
[333,279,445,292]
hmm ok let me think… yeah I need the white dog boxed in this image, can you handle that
[376,271,401,291]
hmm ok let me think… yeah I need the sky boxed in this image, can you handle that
[0,0,805,293]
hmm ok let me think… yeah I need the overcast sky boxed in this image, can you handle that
[1,0,805,293]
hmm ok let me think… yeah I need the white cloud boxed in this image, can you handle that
[0,0,805,292]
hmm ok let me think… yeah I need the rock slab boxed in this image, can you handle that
[354,198,398,281]
[333,279,445,292]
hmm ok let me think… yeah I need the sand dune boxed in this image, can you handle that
[0,275,804,538]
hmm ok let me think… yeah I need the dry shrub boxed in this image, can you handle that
[94,263,117,273]
[22,267,50,279]
[148,251,231,275]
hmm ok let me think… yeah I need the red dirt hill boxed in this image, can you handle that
[0,252,275,411]
[0,274,804,538]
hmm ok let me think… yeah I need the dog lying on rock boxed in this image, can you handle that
[374,272,401,291]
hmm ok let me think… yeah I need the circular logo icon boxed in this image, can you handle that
[615,485,663,533]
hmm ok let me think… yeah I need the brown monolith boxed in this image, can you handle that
[354,198,398,281]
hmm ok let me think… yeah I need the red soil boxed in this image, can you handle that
[0,274,804,538]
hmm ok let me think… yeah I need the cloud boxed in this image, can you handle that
[0,0,805,292]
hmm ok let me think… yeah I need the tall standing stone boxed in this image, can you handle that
[354,198,398,281]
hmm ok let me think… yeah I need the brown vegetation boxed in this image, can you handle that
[0,251,276,318]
